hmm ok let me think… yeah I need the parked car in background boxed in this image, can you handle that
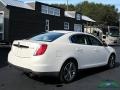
[84,26,103,40]
[8,30,116,83]
[102,26,120,45]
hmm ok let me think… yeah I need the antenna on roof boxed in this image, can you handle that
[67,0,69,11]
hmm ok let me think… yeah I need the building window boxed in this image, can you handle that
[0,11,4,40]
[64,22,69,30]
[41,5,60,16]
[54,8,60,16]
[41,5,48,14]
[45,19,49,31]
[76,14,81,20]
[48,7,54,15]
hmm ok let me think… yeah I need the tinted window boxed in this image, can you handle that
[88,36,103,46]
[71,34,86,44]
[30,32,64,42]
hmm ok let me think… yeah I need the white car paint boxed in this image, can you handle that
[8,31,116,73]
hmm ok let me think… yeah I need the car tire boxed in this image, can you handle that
[24,72,36,78]
[59,61,78,83]
[107,54,116,69]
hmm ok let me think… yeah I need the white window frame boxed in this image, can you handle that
[45,19,49,31]
[48,7,54,15]
[54,8,60,16]
[41,5,60,16]
[76,14,81,20]
[64,22,69,30]
[0,11,4,40]
[41,5,48,14]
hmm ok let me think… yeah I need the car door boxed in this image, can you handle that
[86,35,109,66]
[70,34,96,69]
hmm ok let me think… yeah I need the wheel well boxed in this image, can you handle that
[110,53,116,58]
[62,58,78,69]
[108,53,116,62]
[59,58,78,83]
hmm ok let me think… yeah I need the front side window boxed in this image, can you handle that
[109,27,119,37]
[64,22,69,30]
[71,34,87,45]
[30,32,64,42]
[88,35,103,46]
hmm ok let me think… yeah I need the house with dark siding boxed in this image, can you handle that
[0,0,83,43]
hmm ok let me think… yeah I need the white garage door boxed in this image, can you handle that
[74,24,82,32]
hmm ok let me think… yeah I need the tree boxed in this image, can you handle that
[52,1,119,26]
[76,1,118,26]
[52,4,75,11]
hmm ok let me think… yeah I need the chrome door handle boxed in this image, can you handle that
[76,48,83,52]
[93,49,97,51]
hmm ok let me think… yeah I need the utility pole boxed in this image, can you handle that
[67,0,69,11]
[119,14,120,36]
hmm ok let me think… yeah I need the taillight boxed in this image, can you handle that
[34,44,47,56]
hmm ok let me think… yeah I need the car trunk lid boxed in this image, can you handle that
[12,40,46,58]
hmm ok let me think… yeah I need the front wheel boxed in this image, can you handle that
[107,54,116,68]
[59,61,78,83]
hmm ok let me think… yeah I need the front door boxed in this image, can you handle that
[86,35,109,66]
[70,34,96,69]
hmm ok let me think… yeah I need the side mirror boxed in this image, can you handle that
[102,40,107,47]
[103,36,106,39]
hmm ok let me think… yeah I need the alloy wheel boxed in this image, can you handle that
[60,61,77,83]
[108,55,115,68]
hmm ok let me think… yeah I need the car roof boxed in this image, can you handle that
[49,30,90,35]
[49,30,73,34]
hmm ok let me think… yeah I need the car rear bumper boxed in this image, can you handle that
[8,52,60,73]
[9,63,59,77]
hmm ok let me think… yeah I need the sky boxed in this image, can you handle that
[19,0,120,12]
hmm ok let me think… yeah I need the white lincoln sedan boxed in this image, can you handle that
[8,30,116,83]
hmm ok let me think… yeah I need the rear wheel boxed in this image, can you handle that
[23,72,36,78]
[107,54,116,68]
[59,61,77,83]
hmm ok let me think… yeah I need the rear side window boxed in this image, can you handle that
[71,34,86,45]
[30,32,64,42]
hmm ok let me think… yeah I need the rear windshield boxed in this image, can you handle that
[30,32,64,42]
